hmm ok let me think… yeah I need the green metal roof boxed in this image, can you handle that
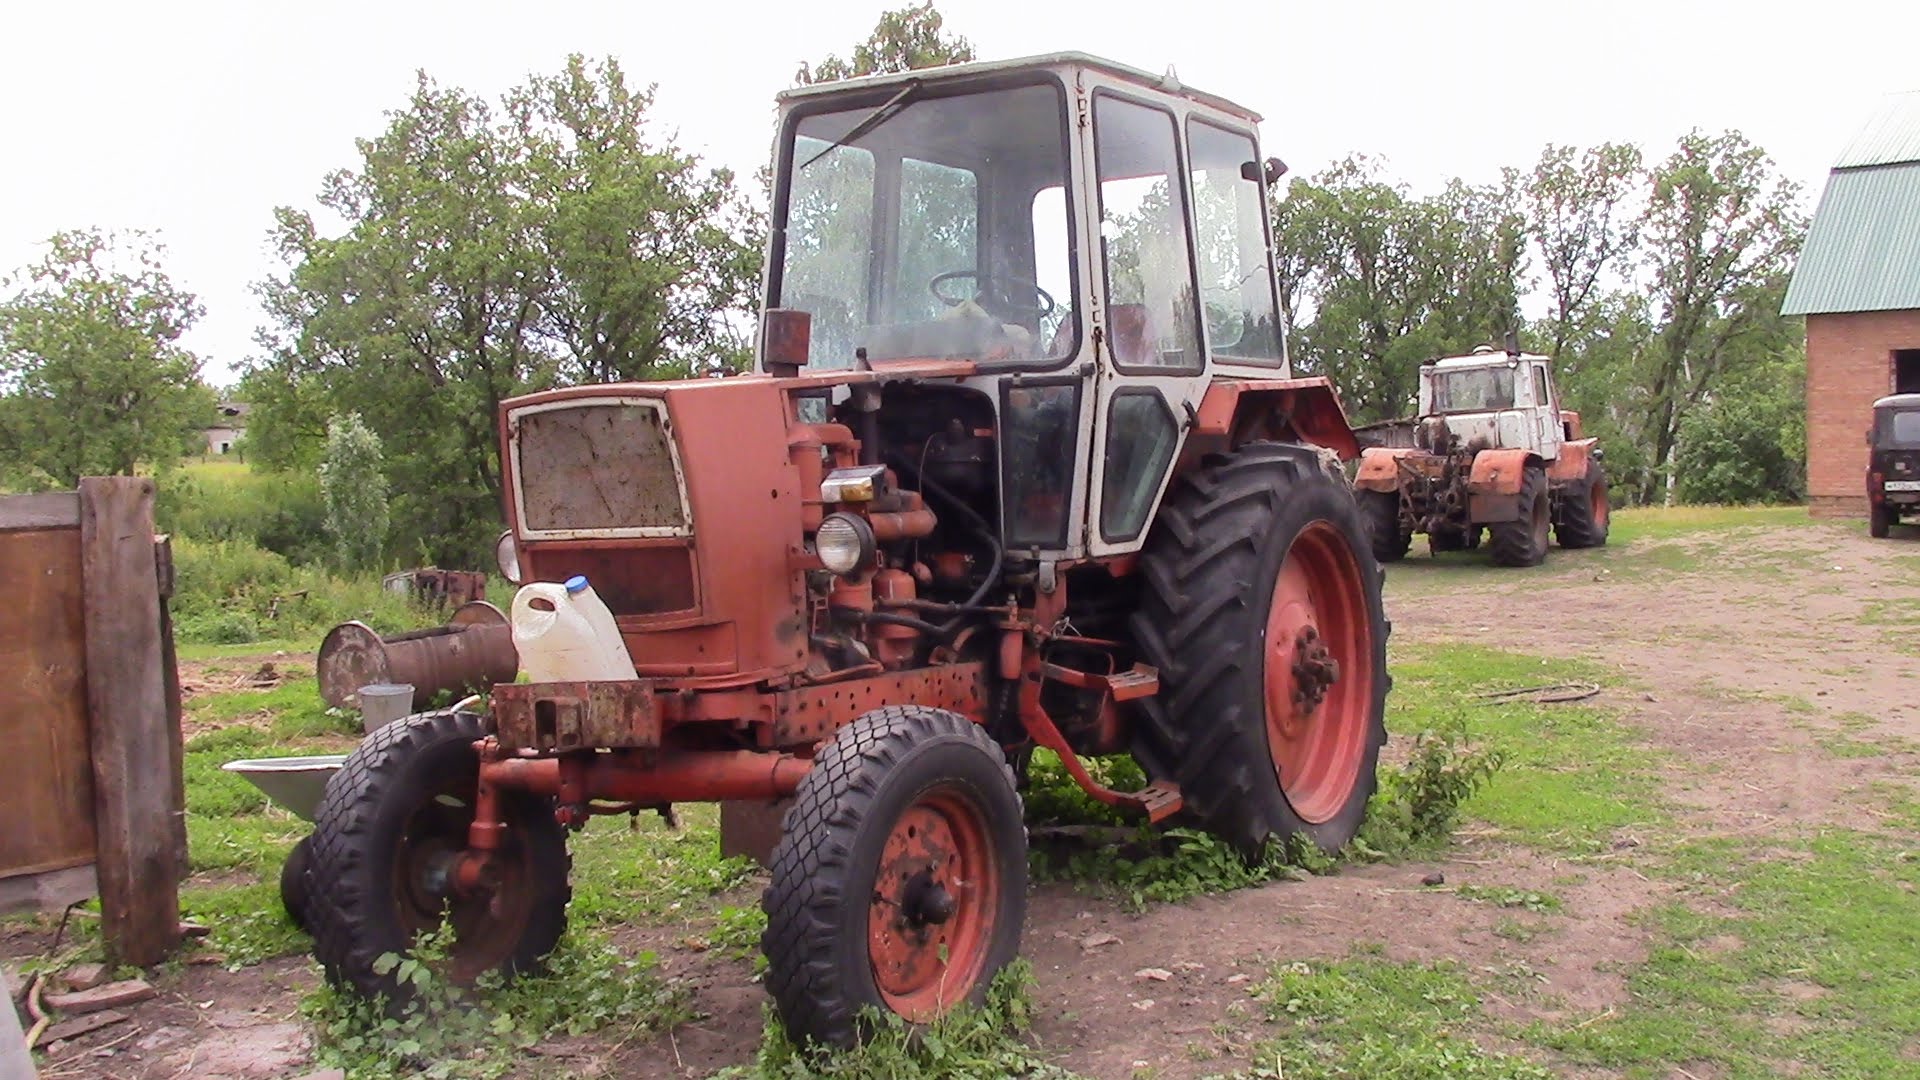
[1782,160,1920,316]
[1835,91,1920,169]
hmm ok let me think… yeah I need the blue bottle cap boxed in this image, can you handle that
[564,575,589,594]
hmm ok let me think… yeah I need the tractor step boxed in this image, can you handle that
[1106,665,1160,701]
[1129,781,1184,823]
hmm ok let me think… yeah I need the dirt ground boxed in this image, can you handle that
[13,516,1917,1079]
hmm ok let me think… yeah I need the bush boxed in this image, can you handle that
[157,463,329,565]
[1358,714,1505,856]
[1675,354,1806,505]
[319,413,390,571]
[169,535,429,646]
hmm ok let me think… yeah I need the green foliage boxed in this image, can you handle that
[0,228,212,485]
[305,927,690,1079]
[1453,885,1562,913]
[1357,715,1506,856]
[248,55,758,565]
[1232,955,1553,1079]
[795,3,975,85]
[1674,350,1806,504]
[157,461,330,565]
[318,412,390,570]
[168,534,429,645]
[722,961,1078,1079]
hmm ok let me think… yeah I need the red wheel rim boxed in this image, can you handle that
[1262,521,1375,824]
[866,785,999,1020]
[390,782,536,984]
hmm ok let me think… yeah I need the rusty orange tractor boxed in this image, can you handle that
[301,52,1390,1046]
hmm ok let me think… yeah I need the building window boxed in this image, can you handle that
[1896,349,1920,395]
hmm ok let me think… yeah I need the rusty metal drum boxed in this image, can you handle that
[316,601,518,710]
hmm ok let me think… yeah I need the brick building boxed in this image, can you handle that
[1782,91,1920,517]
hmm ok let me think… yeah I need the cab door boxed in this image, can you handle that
[1082,91,1204,556]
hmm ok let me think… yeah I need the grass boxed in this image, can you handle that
[1603,503,1812,544]
[1220,951,1553,1078]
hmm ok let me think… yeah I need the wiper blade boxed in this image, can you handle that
[800,79,923,170]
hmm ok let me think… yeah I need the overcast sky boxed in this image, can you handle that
[4,0,1916,384]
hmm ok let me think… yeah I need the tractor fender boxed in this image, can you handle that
[1560,409,1585,441]
[1547,438,1599,485]
[1193,377,1361,461]
[1355,447,1412,492]
[1466,448,1535,496]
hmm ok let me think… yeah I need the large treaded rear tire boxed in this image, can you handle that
[1489,464,1550,567]
[1554,463,1610,549]
[1130,442,1389,857]
[1359,490,1409,562]
[306,710,570,1005]
[761,707,1026,1048]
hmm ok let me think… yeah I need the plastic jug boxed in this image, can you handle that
[510,576,636,683]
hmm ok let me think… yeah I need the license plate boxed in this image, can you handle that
[1883,480,1920,492]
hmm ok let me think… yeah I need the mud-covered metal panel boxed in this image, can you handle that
[512,399,689,536]
[491,680,660,753]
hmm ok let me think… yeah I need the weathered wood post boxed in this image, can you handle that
[78,477,182,966]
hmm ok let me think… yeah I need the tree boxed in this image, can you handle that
[319,412,390,571]
[1520,143,1644,358]
[1674,348,1806,505]
[795,3,975,85]
[1276,158,1525,421]
[1635,131,1805,502]
[0,229,211,486]
[248,57,760,564]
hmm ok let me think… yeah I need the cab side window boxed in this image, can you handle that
[1093,95,1202,372]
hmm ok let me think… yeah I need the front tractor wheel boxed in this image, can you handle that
[1360,489,1410,562]
[1131,442,1389,857]
[305,710,571,1005]
[762,707,1027,1048]
[1489,463,1550,567]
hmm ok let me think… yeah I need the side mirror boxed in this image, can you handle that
[1243,157,1288,185]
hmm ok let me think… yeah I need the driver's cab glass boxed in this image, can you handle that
[1093,94,1203,372]
[774,80,1076,369]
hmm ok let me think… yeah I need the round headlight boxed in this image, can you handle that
[494,530,523,584]
[815,513,875,576]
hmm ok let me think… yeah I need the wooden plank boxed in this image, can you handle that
[0,527,98,878]
[79,477,181,967]
[0,490,80,531]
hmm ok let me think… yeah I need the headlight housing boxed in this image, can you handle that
[495,530,523,584]
[815,513,875,576]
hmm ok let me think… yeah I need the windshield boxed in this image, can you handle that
[771,79,1076,369]
[1879,409,1920,447]
[1429,366,1515,413]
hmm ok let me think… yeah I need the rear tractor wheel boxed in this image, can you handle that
[305,710,571,1005]
[1131,442,1390,857]
[1360,489,1410,563]
[1489,463,1550,567]
[1554,463,1610,549]
[762,707,1027,1048]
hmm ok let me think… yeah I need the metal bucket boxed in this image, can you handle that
[358,682,416,733]
[220,755,348,822]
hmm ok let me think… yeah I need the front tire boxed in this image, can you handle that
[1359,490,1410,562]
[1131,442,1389,857]
[281,835,313,933]
[306,711,571,1004]
[1555,464,1610,548]
[761,707,1027,1048]
[1489,464,1550,567]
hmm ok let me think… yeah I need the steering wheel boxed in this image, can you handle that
[929,270,1056,324]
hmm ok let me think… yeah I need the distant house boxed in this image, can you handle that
[204,402,250,456]
[1782,91,1920,517]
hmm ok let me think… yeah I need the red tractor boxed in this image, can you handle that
[301,52,1389,1046]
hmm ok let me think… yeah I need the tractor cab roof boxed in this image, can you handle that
[1427,349,1552,370]
[776,51,1263,123]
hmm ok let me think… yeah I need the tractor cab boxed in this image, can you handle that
[1869,393,1920,537]
[764,53,1306,557]
[1415,346,1563,457]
